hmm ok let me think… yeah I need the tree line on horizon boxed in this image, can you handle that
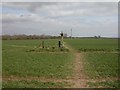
[2,34,68,40]
[1,34,113,40]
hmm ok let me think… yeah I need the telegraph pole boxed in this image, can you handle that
[71,28,72,39]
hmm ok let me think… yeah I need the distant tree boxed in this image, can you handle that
[94,36,97,38]
[98,35,101,38]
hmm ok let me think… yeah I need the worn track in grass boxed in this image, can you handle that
[64,42,89,88]
[3,75,117,86]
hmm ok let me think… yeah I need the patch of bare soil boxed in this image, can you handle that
[3,75,64,82]
[71,53,89,88]
[62,42,89,87]
[3,75,117,84]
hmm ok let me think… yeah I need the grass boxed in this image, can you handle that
[87,80,119,88]
[27,46,69,52]
[2,38,119,88]
[83,52,118,79]
[2,39,74,87]
[3,52,74,78]
[2,39,59,48]
[65,38,119,88]
[2,80,70,88]
[65,38,118,78]
[2,39,74,79]
[65,38,118,51]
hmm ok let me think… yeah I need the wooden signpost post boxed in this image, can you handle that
[42,41,44,48]
[60,32,64,47]
[59,40,61,48]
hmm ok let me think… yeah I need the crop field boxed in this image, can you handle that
[2,39,74,88]
[2,38,119,88]
[65,38,118,51]
[65,38,119,88]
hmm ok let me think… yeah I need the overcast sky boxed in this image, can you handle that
[1,2,118,37]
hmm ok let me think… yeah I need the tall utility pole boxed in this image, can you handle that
[71,28,72,39]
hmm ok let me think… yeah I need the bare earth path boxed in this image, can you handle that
[72,53,88,87]
[64,42,89,88]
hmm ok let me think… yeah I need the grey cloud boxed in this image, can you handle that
[3,2,117,17]
[3,2,58,12]
[2,2,118,37]
[2,14,32,23]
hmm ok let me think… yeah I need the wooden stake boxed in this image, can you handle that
[42,41,44,48]
[59,41,61,47]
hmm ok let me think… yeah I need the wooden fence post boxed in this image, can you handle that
[42,41,44,48]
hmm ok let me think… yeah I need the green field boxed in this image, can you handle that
[65,38,119,88]
[2,38,119,88]
[2,39,74,88]
[3,80,70,88]
[65,38,118,51]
